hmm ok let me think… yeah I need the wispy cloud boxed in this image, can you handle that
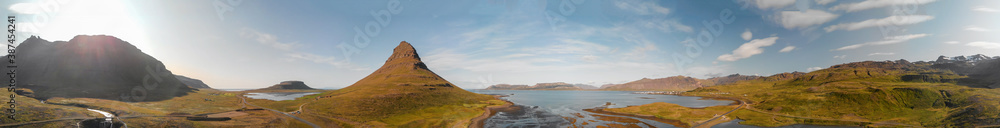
[807,67,825,72]
[741,0,797,10]
[974,7,999,13]
[868,52,895,56]
[502,53,535,58]
[8,3,44,14]
[779,46,796,52]
[834,55,847,59]
[614,0,670,15]
[718,37,780,61]
[830,0,936,12]
[240,28,301,51]
[741,29,753,41]
[944,41,960,44]
[643,19,693,33]
[825,15,934,32]
[965,26,992,32]
[967,41,1000,49]
[774,9,839,29]
[240,28,365,70]
[815,0,836,5]
[833,34,929,51]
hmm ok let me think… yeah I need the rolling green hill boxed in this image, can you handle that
[680,59,1000,127]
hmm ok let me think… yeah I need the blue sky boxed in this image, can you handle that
[4,0,1000,89]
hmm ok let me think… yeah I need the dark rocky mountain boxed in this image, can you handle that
[258,81,315,90]
[175,75,211,88]
[485,82,596,90]
[1,35,194,102]
[928,55,1000,88]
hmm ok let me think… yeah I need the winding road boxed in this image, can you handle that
[690,99,744,128]
[238,94,320,128]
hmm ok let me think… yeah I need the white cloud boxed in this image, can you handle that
[833,34,929,51]
[868,52,896,56]
[718,37,780,61]
[974,7,999,13]
[744,0,797,10]
[807,67,825,72]
[815,0,836,5]
[8,3,43,14]
[615,0,670,15]
[240,28,301,51]
[779,46,796,52]
[581,55,599,62]
[965,26,992,32]
[238,28,366,70]
[741,29,753,41]
[834,55,847,59]
[502,53,535,58]
[644,19,694,33]
[830,0,936,12]
[944,41,960,44]
[967,41,1000,49]
[825,15,934,32]
[774,9,839,29]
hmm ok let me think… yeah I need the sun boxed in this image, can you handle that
[24,0,154,57]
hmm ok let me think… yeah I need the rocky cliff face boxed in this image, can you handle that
[260,81,315,90]
[1,35,194,102]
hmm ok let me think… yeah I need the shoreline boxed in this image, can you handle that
[582,107,691,127]
[468,96,515,128]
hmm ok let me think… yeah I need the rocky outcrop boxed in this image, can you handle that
[259,81,315,90]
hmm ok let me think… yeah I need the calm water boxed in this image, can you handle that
[471,90,733,128]
[244,92,320,101]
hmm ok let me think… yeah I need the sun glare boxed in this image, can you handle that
[32,0,153,57]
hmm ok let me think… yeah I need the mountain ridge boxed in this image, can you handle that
[2,35,195,102]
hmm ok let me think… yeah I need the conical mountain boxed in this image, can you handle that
[308,41,493,125]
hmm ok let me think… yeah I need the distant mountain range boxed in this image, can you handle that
[1,35,196,101]
[485,73,804,91]
[485,82,597,90]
